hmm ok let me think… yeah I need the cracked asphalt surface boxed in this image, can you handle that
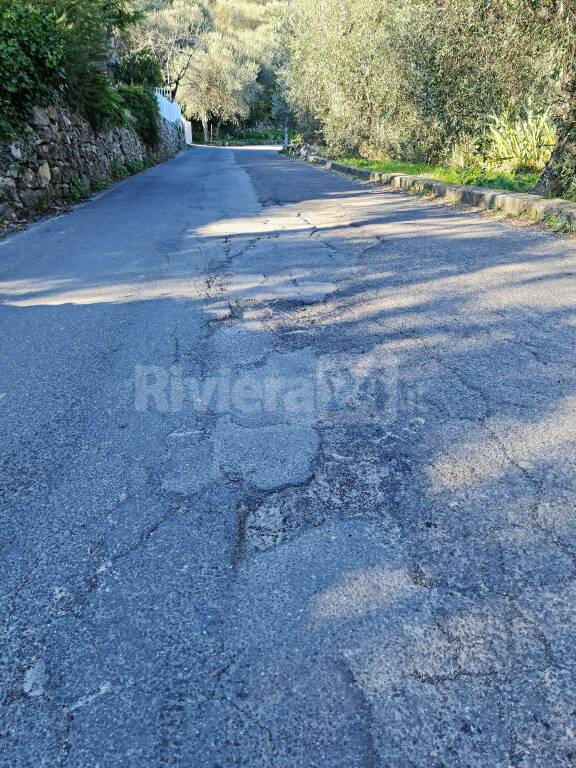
[1,145,576,766]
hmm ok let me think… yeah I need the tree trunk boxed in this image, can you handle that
[202,114,209,144]
[537,123,576,199]
[536,6,575,199]
[215,122,221,139]
[537,55,575,198]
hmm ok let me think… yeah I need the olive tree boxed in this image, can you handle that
[179,32,260,141]
[132,0,211,100]
[284,0,569,167]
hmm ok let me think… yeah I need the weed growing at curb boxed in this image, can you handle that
[543,214,576,234]
[33,192,48,212]
[111,161,129,180]
[69,179,90,201]
[90,178,110,193]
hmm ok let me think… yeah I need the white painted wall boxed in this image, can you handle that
[182,119,193,145]
[154,89,183,124]
[154,89,193,145]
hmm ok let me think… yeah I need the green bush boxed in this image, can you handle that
[0,1,65,137]
[68,178,90,200]
[114,49,163,89]
[286,0,564,165]
[119,84,160,149]
[0,0,166,140]
[90,177,109,192]
[126,159,146,174]
[290,133,306,147]
[73,70,126,132]
[33,192,49,212]
[55,0,126,130]
[31,0,137,131]
[110,161,128,180]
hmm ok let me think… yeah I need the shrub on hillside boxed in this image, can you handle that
[285,0,563,165]
[52,0,129,130]
[0,1,64,137]
[119,84,160,149]
[29,0,138,131]
[114,49,163,89]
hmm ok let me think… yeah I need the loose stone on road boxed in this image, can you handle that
[1,145,576,766]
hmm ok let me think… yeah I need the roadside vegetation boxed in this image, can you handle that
[284,0,575,201]
[334,158,540,194]
[0,0,287,143]
[0,0,162,141]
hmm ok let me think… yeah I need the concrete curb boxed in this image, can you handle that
[293,150,576,230]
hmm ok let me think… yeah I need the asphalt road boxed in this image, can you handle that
[1,145,576,767]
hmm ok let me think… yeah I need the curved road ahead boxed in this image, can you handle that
[1,146,576,766]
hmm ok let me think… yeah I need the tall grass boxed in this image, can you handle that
[336,158,540,193]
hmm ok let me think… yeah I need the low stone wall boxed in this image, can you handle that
[0,106,186,223]
[290,145,576,231]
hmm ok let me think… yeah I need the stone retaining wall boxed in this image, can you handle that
[0,106,186,224]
